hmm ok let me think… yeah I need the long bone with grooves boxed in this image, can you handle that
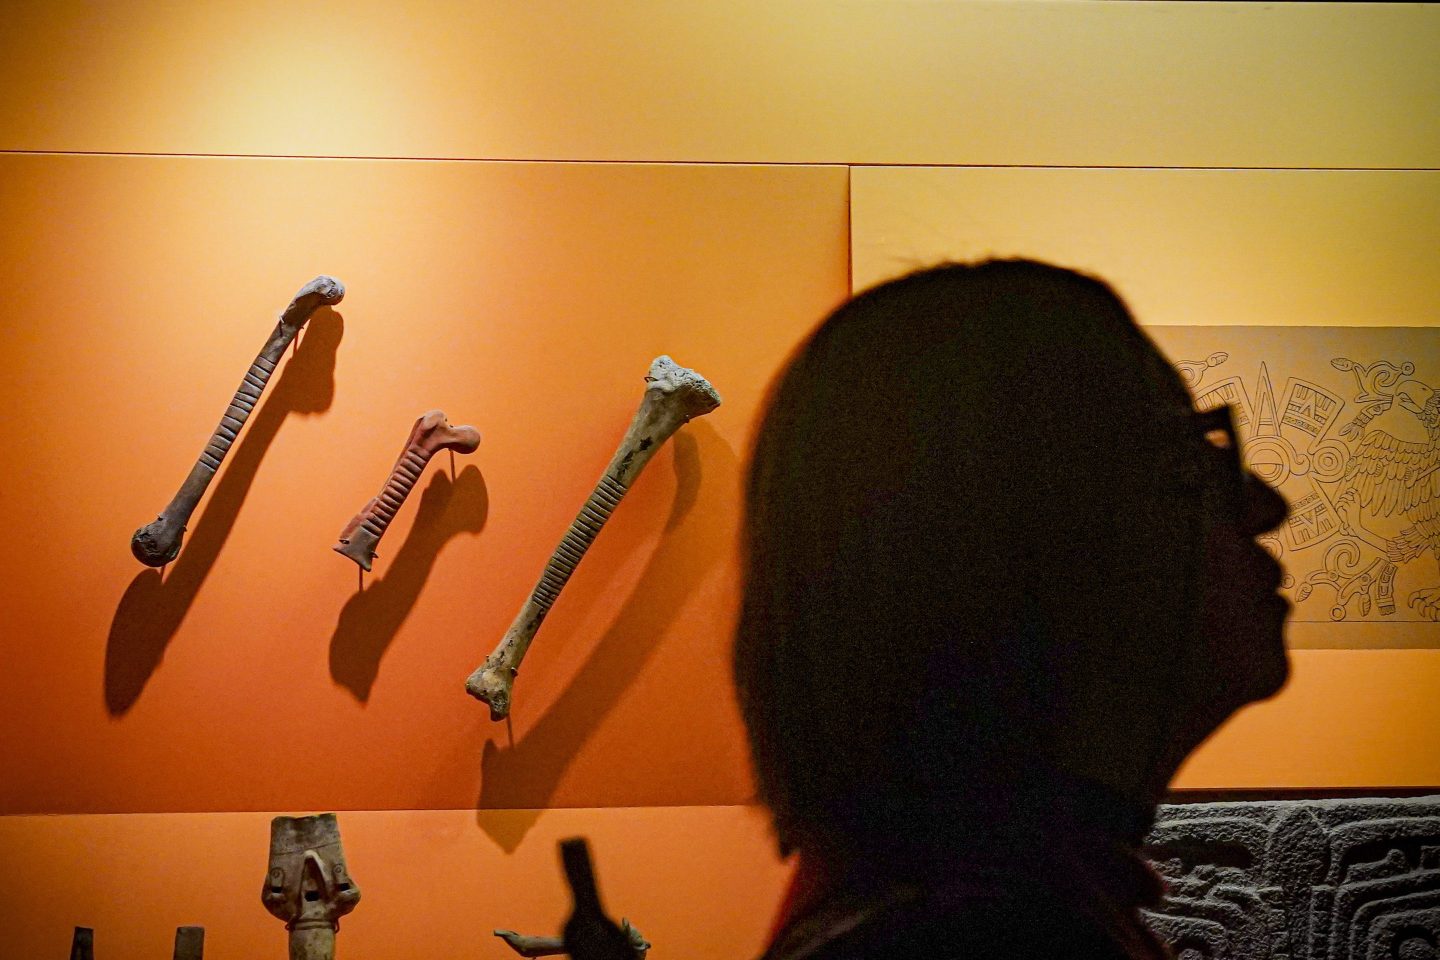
[465,355,720,720]
[130,276,345,566]
[333,410,481,571]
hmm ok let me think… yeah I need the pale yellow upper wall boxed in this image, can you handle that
[1,1,1434,167]
[850,167,1440,323]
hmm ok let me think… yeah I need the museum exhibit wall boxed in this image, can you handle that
[1,2,1436,957]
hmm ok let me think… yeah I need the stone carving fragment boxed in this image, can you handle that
[70,927,94,960]
[1147,326,1440,639]
[262,813,360,960]
[1143,795,1440,960]
[333,410,481,571]
[465,355,720,719]
[131,276,345,567]
[172,927,204,960]
[560,838,641,960]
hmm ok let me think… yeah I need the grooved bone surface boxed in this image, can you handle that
[262,813,360,960]
[333,410,481,571]
[129,275,344,567]
[464,355,721,720]
[1143,795,1440,959]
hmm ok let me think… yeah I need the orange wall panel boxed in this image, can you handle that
[0,154,850,814]
[0,1,1433,167]
[1175,651,1440,789]
[0,805,791,960]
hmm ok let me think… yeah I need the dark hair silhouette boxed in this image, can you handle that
[735,259,1285,864]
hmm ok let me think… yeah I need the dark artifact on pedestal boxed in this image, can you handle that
[495,919,651,958]
[131,275,345,567]
[69,927,94,960]
[333,410,481,571]
[172,926,204,960]
[559,838,641,960]
[466,355,721,719]
[262,813,360,960]
[1143,795,1440,959]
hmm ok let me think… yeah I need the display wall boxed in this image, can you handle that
[1,3,1436,958]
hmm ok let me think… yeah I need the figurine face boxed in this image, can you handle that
[262,814,360,928]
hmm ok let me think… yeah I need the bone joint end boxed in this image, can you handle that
[465,660,515,721]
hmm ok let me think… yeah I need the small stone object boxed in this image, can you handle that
[131,276,345,566]
[465,356,720,719]
[172,926,204,960]
[494,920,650,959]
[333,410,481,571]
[69,927,94,960]
[262,813,360,960]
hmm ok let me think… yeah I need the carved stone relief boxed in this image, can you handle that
[1149,327,1440,647]
[1144,796,1440,960]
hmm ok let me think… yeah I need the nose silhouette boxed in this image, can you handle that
[1242,471,1290,536]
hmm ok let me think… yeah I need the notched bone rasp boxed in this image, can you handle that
[130,276,344,566]
[465,355,720,720]
[333,410,481,571]
[494,920,651,959]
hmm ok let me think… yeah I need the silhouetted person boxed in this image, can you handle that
[735,260,1290,959]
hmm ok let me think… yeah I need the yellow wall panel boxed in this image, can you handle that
[0,806,790,960]
[851,167,1440,324]
[0,1,1433,166]
[0,154,849,815]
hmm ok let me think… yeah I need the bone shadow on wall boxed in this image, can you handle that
[475,422,738,851]
[329,465,490,702]
[104,310,343,716]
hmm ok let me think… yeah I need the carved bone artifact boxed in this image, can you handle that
[262,813,360,960]
[495,920,650,959]
[333,410,481,571]
[465,355,720,719]
[130,276,345,566]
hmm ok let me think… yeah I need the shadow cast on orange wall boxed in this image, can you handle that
[329,464,490,702]
[475,422,738,851]
[103,309,344,716]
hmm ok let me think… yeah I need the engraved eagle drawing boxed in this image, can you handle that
[1334,378,1440,620]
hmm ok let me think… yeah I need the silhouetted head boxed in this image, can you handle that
[735,260,1288,860]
